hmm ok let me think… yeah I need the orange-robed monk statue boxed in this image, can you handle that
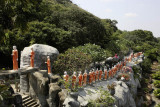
[12,46,18,70]
[64,71,69,82]
[99,68,103,81]
[89,70,93,84]
[78,71,83,87]
[72,72,77,89]
[92,70,96,83]
[96,68,99,81]
[104,67,108,80]
[30,48,35,67]
[45,56,51,74]
[83,70,87,86]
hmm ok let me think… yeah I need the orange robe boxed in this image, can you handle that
[96,70,99,81]
[104,70,107,80]
[89,72,92,84]
[72,75,76,88]
[30,51,35,67]
[109,70,112,78]
[12,50,18,70]
[99,70,103,80]
[78,74,83,87]
[64,75,69,82]
[92,72,96,82]
[123,61,125,66]
[115,67,117,75]
[47,59,51,73]
[83,73,87,86]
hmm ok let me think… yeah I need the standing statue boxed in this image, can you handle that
[78,71,83,87]
[104,67,108,80]
[45,56,51,74]
[83,70,87,86]
[30,48,35,67]
[72,72,77,89]
[64,71,69,82]
[12,46,18,70]
[89,70,93,84]
[96,68,99,81]
[92,70,96,83]
[99,68,103,81]
[109,68,112,79]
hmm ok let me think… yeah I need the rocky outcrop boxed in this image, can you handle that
[20,44,59,71]
[114,81,136,107]
[47,83,61,107]
[29,70,49,107]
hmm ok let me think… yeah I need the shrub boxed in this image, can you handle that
[76,43,112,62]
[153,80,160,88]
[116,73,130,81]
[87,89,115,107]
[107,83,116,90]
[154,89,160,98]
[152,72,160,80]
[156,104,160,107]
[140,58,151,73]
[142,88,150,94]
[53,48,92,75]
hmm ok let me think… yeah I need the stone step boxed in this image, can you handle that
[32,103,40,107]
[23,97,32,103]
[24,99,35,105]
[22,95,30,100]
[27,101,37,107]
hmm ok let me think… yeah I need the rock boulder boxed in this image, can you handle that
[20,44,59,71]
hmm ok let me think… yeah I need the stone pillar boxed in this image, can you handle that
[20,74,29,93]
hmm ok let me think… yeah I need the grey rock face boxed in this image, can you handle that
[29,71,49,107]
[20,74,29,93]
[20,44,59,71]
[114,81,136,107]
[13,93,23,107]
[47,83,61,107]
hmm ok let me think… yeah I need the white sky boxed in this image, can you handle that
[72,0,160,37]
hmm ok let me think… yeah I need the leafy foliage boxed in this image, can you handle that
[152,71,160,80]
[153,80,160,88]
[75,43,112,62]
[53,48,92,75]
[0,84,12,104]
[88,89,115,107]
[140,58,151,73]
[154,89,160,99]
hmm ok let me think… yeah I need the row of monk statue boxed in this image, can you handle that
[11,45,142,77]
[12,46,51,73]
[63,52,143,88]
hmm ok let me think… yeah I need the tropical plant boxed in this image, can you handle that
[88,89,115,107]
[153,80,160,88]
[75,43,112,62]
[107,83,116,90]
[0,84,13,105]
[152,71,160,80]
[53,48,92,75]
[154,89,160,98]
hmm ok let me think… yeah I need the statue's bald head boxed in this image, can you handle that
[13,46,16,50]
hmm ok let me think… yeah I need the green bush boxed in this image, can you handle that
[152,72,160,80]
[142,88,150,94]
[75,43,112,62]
[156,104,160,107]
[153,80,160,88]
[140,58,151,73]
[154,89,160,98]
[88,89,115,107]
[53,48,92,75]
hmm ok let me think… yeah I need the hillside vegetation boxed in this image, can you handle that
[0,0,160,68]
